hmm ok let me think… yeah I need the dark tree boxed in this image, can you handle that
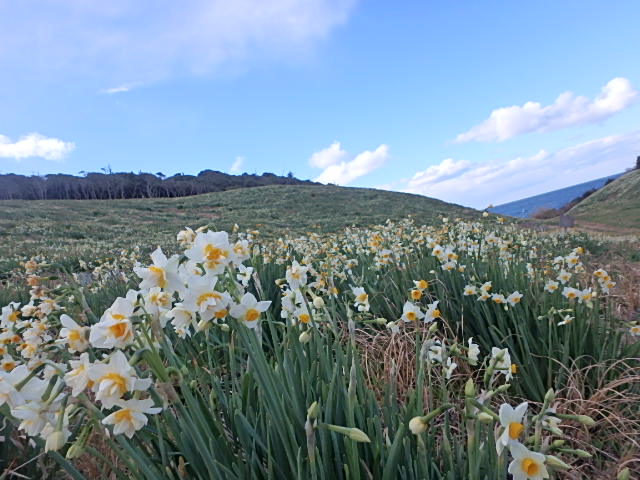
[0,170,317,200]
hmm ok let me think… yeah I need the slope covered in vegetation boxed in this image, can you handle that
[569,169,640,231]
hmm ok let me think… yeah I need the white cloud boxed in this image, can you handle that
[230,156,244,174]
[312,143,390,185]
[0,1,357,80]
[101,82,142,94]
[0,133,75,161]
[401,130,640,208]
[456,77,638,143]
[309,141,348,168]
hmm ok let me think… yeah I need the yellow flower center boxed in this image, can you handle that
[299,313,311,324]
[521,458,539,476]
[101,373,128,396]
[8,311,19,322]
[108,321,130,339]
[411,289,422,300]
[111,314,127,320]
[197,292,221,307]
[406,311,417,321]
[114,408,134,423]
[356,293,368,303]
[432,309,441,318]
[68,330,81,341]
[245,308,260,322]
[214,309,228,319]
[148,266,167,288]
[2,361,16,372]
[204,245,227,267]
[509,421,524,440]
[417,280,428,290]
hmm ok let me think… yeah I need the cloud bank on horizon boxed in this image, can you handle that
[455,77,637,143]
[400,130,640,209]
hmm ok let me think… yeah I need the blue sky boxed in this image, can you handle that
[1,1,639,208]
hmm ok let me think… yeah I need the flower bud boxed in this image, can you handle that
[307,401,320,420]
[313,297,325,309]
[464,378,476,397]
[428,322,439,333]
[45,431,66,452]
[347,428,371,443]
[299,330,312,344]
[546,455,571,470]
[476,412,494,423]
[409,416,428,435]
[219,323,230,332]
[66,443,85,459]
[544,388,555,405]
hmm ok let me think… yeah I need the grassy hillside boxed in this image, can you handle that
[568,169,640,232]
[0,184,475,270]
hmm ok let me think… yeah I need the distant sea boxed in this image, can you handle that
[489,173,624,218]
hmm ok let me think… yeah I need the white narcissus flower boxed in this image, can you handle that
[507,291,523,306]
[352,286,370,312]
[89,296,136,349]
[444,357,457,379]
[133,247,183,294]
[561,287,580,301]
[88,351,152,409]
[467,337,480,364]
[64,352,93,397]
[58,314,89,353]
[169,303,196,334]
[231,239,251,266]
[507,442,549,480]
[181,274,222,323]
[185,231,231,274]
[236,264,254,287]
[230,293,271,329]
[102,398,162,438]
[544,280,559,293]
[491,347,513,381]
[0,302,21,329]
[424,301,441,323]
[463,285,477,296]
[286,260,308,290]
[293,304,312,325]
[557,270,571,284]
[497,402,528,454]
[401,301,424,323]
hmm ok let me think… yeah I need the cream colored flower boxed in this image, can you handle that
[102,398,161,438]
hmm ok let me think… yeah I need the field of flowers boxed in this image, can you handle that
[1,214,638,479]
